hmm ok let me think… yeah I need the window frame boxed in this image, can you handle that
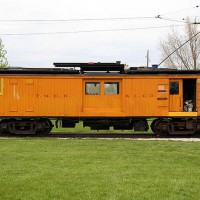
[104,82,120,95]
[85,82,101,95]
[170,82,179,95]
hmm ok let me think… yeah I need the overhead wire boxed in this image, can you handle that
[0,25,184,36]
[0,17,155,22]
[155,5,199,24]
[160,5,199,16]
[155,16,187,23]
[0,5,198,36]
[0,16,192,25]
[0,4,199,24]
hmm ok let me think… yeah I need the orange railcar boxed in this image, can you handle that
[0,62,200,134]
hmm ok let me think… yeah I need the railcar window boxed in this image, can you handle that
[104,82,119,95]
[170,82,179,94]
[85,82,100,95]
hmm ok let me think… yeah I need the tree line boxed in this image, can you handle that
[0,38,9,68]
[160,18,200,69]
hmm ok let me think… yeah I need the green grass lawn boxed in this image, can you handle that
[0,138,200,200]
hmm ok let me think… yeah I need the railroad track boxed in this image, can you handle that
[1,132,200,139]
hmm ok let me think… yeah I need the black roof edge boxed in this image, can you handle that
[0,68,80,74]
[126,69,200,74]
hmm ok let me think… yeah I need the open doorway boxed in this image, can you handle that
[183,79,196,112]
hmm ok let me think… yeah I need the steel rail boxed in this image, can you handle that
[0,132,200,139]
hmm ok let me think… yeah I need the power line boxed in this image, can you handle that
[155,16,187,23]
[0,17,156,22]
[0,15,195,27]
[0,17,190,25]
[0,5,198,24]
[0,25,184,36]
[160,5,199,16]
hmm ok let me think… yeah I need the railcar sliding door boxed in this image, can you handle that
[83,79,122,114]
[169,79,183,112]
[83,81,102,112]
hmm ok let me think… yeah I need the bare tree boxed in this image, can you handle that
[0,38,9,68]
[160,18,200,69]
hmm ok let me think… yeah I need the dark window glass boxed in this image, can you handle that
[85,82,100,95]
[104,82,119,95]
[170,82,179,95]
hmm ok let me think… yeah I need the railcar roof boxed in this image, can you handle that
[0,67,200,75]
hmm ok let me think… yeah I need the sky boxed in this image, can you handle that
[0,0,199,68]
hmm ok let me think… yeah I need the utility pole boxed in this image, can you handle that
[146,50,150,68]
[193,20,199,70]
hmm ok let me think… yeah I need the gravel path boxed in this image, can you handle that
[58,137,200,142]
[132,138,200,142]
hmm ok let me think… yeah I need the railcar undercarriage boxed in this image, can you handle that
[60,117,200,135]
[0,117,200,135]
[60,118,149,132]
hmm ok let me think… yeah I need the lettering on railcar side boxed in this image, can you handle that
[36,94,69,98]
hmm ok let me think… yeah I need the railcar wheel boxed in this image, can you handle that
[151,118,170,135]
[0,119,9,134]
[35,118,53,135]
[151,119,160,134]
[0,119,16,135]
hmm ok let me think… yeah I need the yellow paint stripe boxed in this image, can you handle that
[168,112,197,117]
